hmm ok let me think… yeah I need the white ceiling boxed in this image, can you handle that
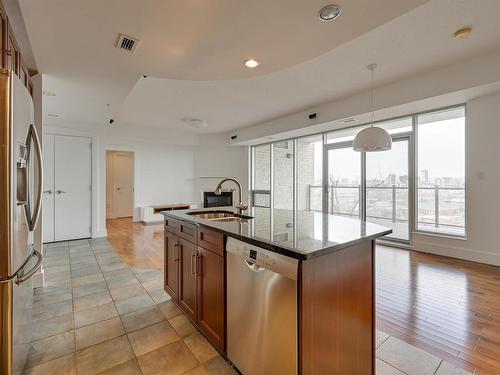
[19,0,500,134]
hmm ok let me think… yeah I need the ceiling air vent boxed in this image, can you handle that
[116,34,139,53]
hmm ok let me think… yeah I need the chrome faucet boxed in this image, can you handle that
[214,177,248,215]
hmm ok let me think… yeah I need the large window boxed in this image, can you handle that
[417,107,465,236]
[250,105,466,242]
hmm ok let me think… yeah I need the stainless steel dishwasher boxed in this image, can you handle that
[226,237,298,375]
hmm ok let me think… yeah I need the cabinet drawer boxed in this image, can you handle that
[198,227,224,256]
[178,221,198,244]
[164,217,179,234]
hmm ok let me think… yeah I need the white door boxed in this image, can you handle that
[42,134,55,242]
[53,135,92,241]
[111,152,134,218]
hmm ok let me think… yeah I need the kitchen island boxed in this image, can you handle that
[162,207,391,375]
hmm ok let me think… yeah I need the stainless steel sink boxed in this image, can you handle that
[187,210,253,222]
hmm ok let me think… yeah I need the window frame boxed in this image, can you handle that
[249,103,467,242]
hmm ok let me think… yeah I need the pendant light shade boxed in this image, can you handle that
[353,64,392,152]
[353,126,392,151]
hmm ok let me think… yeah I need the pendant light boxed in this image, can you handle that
[353,64,392,152]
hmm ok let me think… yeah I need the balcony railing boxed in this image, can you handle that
[306,184,465,232]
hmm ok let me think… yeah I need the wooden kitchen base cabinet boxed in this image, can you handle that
[197,246,225,350]
[163,219,225,352]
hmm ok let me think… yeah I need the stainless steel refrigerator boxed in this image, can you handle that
[0,69,43,375]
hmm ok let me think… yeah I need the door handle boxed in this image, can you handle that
[190,251,197,279]
[25,124,43,232]
[244,259,266,272]
[16,247,43,284]
[55,190,66,194]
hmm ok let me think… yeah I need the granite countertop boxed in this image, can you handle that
[162,207,392,260]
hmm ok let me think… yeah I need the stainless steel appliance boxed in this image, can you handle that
[0,69,44,375]
[226,237,298,375]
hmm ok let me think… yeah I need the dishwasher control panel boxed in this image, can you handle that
[226,237,298,280]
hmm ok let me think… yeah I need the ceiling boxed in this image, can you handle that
[19,0,500,135]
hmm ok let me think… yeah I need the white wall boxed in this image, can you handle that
[43,123,248,239]
[413,91,500,266]
[193,146,249,208]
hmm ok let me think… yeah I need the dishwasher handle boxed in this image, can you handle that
[244,259,265,272]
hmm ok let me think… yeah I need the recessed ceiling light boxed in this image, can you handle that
[244,59,260,68]
[454,27,472,39]
[43,90,56,96]
[318,4,342,21]
[47,113,59,118]
[340,118,358,124]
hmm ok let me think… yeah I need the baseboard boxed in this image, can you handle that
[93,229,108,238]
[413,241,500,267]
[141,220,163,225]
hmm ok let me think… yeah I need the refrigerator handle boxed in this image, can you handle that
[26,124,43,231]
[15,247,43,285]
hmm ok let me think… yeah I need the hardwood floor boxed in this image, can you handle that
[376,245,500,374]
[106,217,164,269]
[106,218,500,373]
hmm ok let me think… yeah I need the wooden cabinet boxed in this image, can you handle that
[178,237,197,321]
[164,217,225,352]
[164,231,179,302]
[0,1,36,95]
[197,246,225,350]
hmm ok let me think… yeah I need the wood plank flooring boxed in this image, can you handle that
[106,218,164,269]
[106,218,500,374]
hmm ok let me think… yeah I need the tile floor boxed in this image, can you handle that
[24,238,473,375]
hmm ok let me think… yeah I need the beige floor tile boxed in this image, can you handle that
[435,361,473,375]
[73,290,112,312]
[74,302,118,328]
[32,299,73,323]
[115,294,155,315]
[168,314,197,338]
[158,300,182,319]
[32,313,74,341]
[183,366,211,375]
[127,321,180,357]
[106,275,140,290]
[109,284,148,302]
[141,278,164,292]
[204,356,237,375]
[120,306,165,333]
[137,341,199,375]
[72,281,108,298]
[148,288,171,304]
[376,330,390,348]
[32,290,72,308]
[76,335,135,375]
[23,353,76,375]
[72,273,105,288]
[184,333,218,363]
[376,359,405,375]
[26,331,75,368]
[98,359,142,375]
[75,317,125,350]
[377,336,442,375]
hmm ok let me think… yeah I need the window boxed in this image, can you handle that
[296,135,323,212]
[249,105,467,242]
[417,107,466,236]
[251,144,271,207]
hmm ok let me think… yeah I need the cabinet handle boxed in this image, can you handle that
[196,254,201,278]
[173,243,179,261]
[190,251,196,279]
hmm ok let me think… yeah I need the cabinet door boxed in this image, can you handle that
[178,238,197,321]
[197,247,225,351]
[164,231,180,302]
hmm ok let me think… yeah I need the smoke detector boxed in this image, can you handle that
[116,34,139,53]
[182,118,208,129]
